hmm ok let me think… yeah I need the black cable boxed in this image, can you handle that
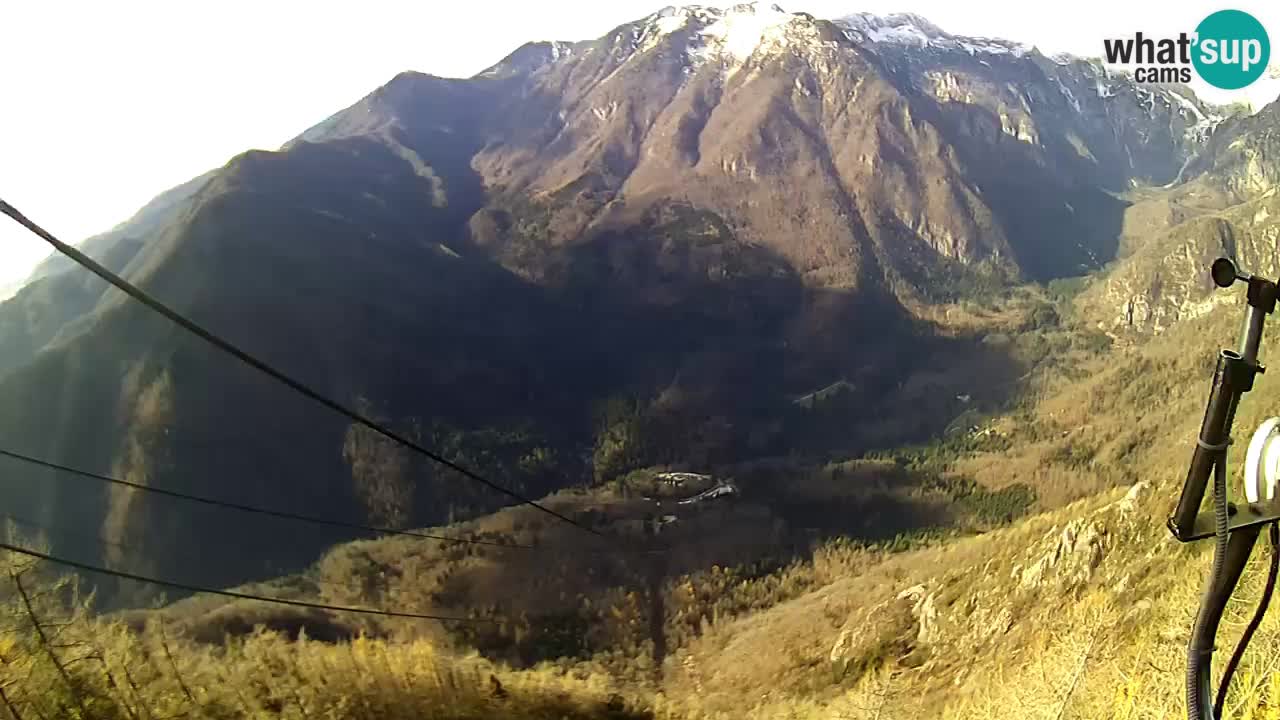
[1,510,551,614]
[1189,447,1233,720]
[1,510,405,602]
[4,510,168,558]
[0,198,610,543]
[1214,522,1280,717]
[0,448,537,551]
[0,540,499,624]
[2,511,660,639]
[1,448,661,556]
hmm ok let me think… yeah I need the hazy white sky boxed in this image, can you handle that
[2,0,1278,291]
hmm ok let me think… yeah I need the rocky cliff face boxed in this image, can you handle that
[841,12,1218,187]
[1183,100,1280,199]
[1082,169,1280,335]
[838,12,1224,282]
[827,481,1150,687]
[1072,75,1280,336]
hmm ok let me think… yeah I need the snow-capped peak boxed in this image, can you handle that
[702,3,797,60]
[631,5,715,54]
[838,12,948,44]
[837,12,1030,57]
[626,3,815,73]
[646,5,700,36]
[627,6,1041,78]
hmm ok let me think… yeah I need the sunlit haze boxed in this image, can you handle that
[3,0,1278,293]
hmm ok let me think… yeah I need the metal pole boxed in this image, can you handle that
[1242,305,1266,363]
[1171,352,1243,539]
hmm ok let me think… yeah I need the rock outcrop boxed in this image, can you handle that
[831,482,1150,682]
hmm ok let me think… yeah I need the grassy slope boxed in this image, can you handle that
[50,284,1213,717]
[9,184,1280,717]
[656,277,1280,718]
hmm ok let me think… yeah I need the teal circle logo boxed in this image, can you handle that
[1192,10,1270,90]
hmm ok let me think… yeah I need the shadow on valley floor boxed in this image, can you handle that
[134,451,1036,684]
[0,181,1030,621]
[94,307,1034,681]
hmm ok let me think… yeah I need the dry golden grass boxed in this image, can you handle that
[14,254,1280,719]
[0,547,660,720]
[646,295,1280,718]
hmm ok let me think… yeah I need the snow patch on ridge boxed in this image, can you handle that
[1168,90,1207,123]
[701,3,795,60]
[857,22,931,47]
[548,41,574,61]
[626,2,829,80]
[629,3,805,71]
[652,6,692,35]
[634,6,697,53]
[837,12,1030,57]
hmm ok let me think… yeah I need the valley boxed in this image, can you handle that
[3,3,1280,719]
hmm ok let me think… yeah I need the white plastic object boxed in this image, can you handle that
[1244,417,1280,504]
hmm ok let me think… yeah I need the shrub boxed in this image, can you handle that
[958,483,1037,525]
[1046,440,1099,469]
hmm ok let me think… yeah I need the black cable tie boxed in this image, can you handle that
[1198,437,1233,452]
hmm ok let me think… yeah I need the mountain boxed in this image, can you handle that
[12,5,1280,719]
[0,2,1229,596]
[25,170,218,285]
[0,170,217,376]
[1182,98,1280,197]
[1076,96,1280,335]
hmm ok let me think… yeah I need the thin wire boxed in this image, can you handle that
[2,512,664,641]
[4,510,161,557]
[0,198,612,543]
[0,540,501,624]
[0,510,487,605]
[0,448,535,550]
[0,448,663,556]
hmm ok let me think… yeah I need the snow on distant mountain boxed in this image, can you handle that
[620,2,826,72]
[837,11,1029,56]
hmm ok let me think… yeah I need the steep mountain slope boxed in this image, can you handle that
[840,12,1221,280]
[307,5,1211,291]
[0,3,1224,596]
[1182,98,1280,198]
[26,170,218,285]
[0,170,217,375]
[0,135,613,589]
[652,299,1280,718]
